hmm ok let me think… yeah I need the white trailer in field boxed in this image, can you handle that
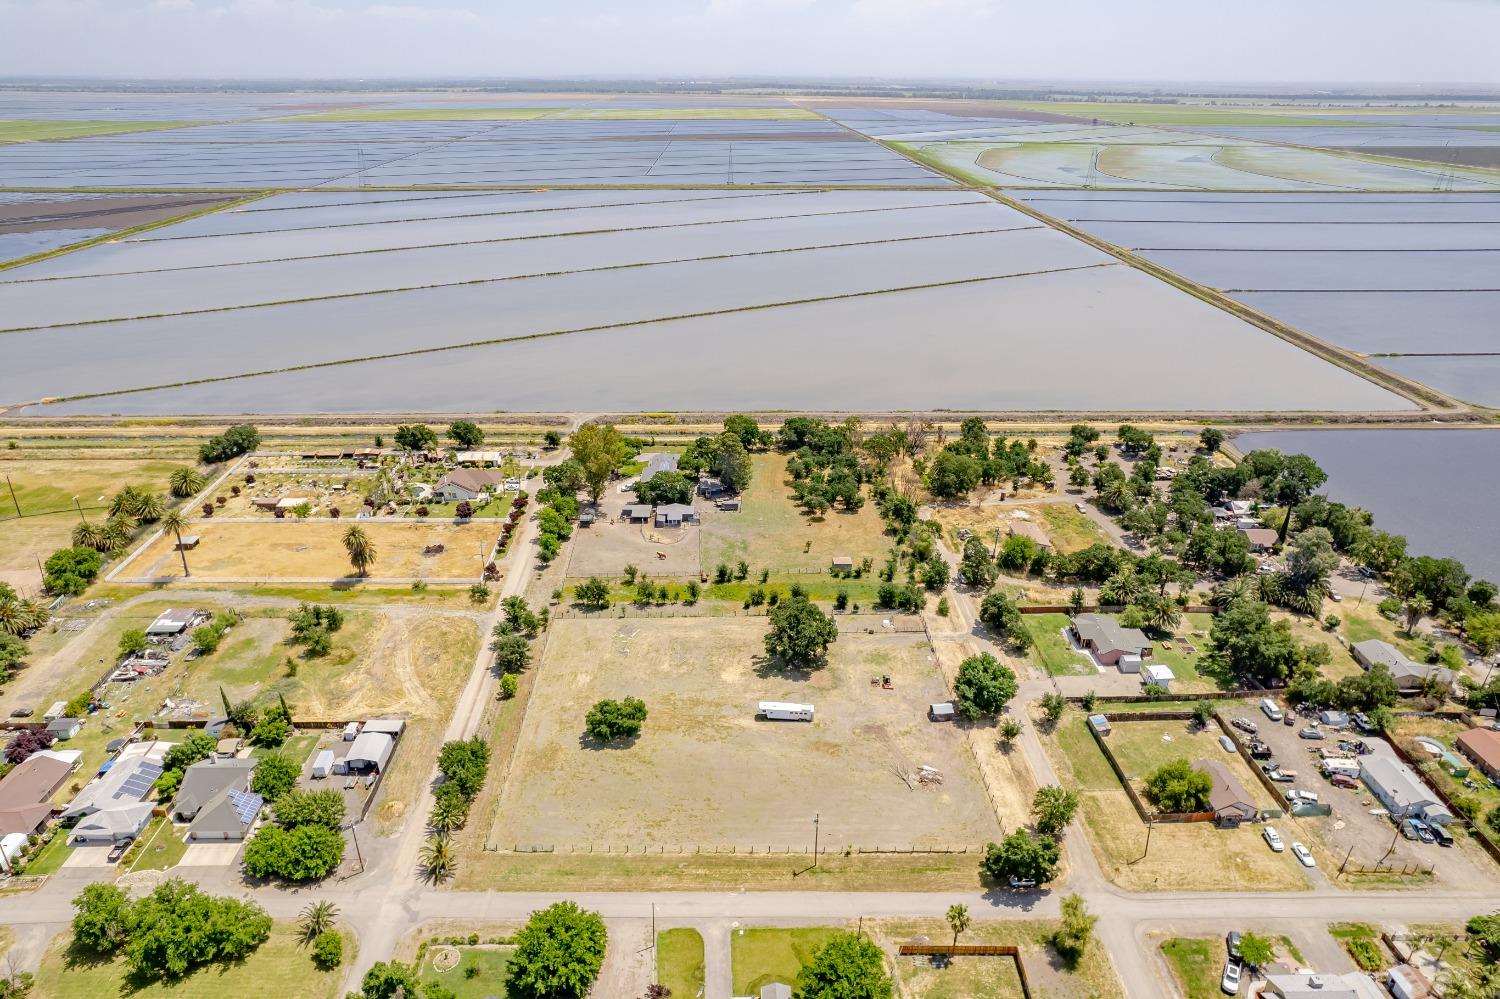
[759,701,814,722]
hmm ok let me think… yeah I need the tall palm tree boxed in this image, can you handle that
[429,795,468,834]
[169,466,206,499]
[946,904,971,946]
[298,900,339,941]
[420,834,456,884]
[160,509,191,577]
[0,595,48,636]
[1405,594,1432,635]
[342,525,376,577]
[71,521,108,552]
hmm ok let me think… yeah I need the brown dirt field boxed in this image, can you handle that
[121,520,500,581]
[490,617,1001,850]
[872,917,1124,999]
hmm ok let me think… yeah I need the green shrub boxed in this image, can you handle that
[312,930,343,969]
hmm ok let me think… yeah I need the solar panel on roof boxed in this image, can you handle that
[227,789,264,825]
[112,762,164,800]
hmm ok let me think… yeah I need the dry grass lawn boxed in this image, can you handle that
[872,918,1123,999]
[122,520,499,580]
[489,617,1000,850]
[701,455,893,575]
[1045,709,1310,892]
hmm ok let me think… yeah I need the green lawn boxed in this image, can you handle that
[1161,938,1226,999]
[1055,714,1119,790]
[731,927,840,995]
[1150,614,1218,691]
[1024,613,1096,677]
[657,928,706,999]
[267,733,320,767]
[19,831,73,875]
[122,817,188,873]
[33,923,346,999]
[1034,505,1109,553]
[418,945,517,999]
[0,120,199,142]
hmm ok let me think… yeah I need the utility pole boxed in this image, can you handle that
[4,475,19,518]
[349,823,364,871]
[1339,843,1355,875]
[652,902,657,944]
[812,813,820,867]
[73,496,87,524]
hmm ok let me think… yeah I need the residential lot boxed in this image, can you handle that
[1044,707,1311,892]
[489,616,1000,849]
[700,454,892,575]
[563,482,703,579]
[120,519,499,581]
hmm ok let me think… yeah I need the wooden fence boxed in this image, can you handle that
[485,843,972,856]
[1085,713,1215,824]
[897,945,1031,999]
[1019,604,1218,615]
[1073,689,1265,706]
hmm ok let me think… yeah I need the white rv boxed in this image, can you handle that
[759,701,814,722]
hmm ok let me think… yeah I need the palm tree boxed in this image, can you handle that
[160,510,190,577]
[134,492,165,524]
[342,525,376,577]
[946,903,971,947]
[109,486,145,518]
[169,466,206,499]
[298,900,338,941]
[71,521,108,552]
[1405,594,1432,635]
[429,795,468,833]
[0,595,48,636]
[101,516,135,554]
[420,834,456,884]
[1142,596,1181,634]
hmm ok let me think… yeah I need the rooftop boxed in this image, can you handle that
[1072,613,1150,655]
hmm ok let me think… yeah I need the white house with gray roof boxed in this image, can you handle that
[1350,640,1456,692]
[1359,754,1452,825]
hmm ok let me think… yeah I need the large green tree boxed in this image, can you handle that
[981,829,1060,886]
[953,653,1018,721]
[794,932,892,999]
[447,420,484,448]
[1143,758,1213,813]
[764,595,838,670]
[569,423,630,504]
[506,902,608,999]
[122,879,271,981]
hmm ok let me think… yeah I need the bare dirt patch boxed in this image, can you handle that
[489,617,1001,850]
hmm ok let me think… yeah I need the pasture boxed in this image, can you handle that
[488,617,1000,849]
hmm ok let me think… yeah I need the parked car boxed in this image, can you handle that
[107,838,134,863]
[1330,774,1360,790]
[1299,727,1325,740]
[1284,711,1296,727]
[1412,819,1435,844]
[1221,958,1242,995]
[1260,699,1283,722]
[1075,502,1088,514]
[7,707,32,718]
[1263,826,1285,852]
[1249,741,1273,759]
[1270,770,1297,783]
[1008,876,1037,890]
[1401,818,1423,841]
[1329,592,1343,603]
[1430,823,1454,848]
[1287,789,1320,804]
[1260,760,1282,775]
[1291,842,1316,867]
[1231,717,1259,735]
[1226,931,1242,960]
[1352,712,1375,733]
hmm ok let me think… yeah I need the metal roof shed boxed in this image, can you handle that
[344,731,394,773]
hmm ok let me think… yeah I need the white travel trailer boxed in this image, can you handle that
[759,701,814,722]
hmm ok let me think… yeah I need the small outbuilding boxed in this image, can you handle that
[311,750,335,780]
[717,497,741,512]
[654,503,697,527]
[45,717,82,741]
[928,702,956,722]
[1007,520,1053,550]
[147,608,198,636]
[830,555,854,572]
[760,985,793,999]
[1141,663,1174,690]
[342,721,361,741]
[623,504,653,523]
[343,731,394,774]
[362,718,406,737]
[1088,714,1111,737]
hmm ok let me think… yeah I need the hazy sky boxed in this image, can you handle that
[1,0,1496,84]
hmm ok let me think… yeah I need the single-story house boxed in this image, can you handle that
[174,757,263,841]
[45,717,82,741]
[1457,727,1500,781]
[147,608,199,636]
[654,504,697,527]
[275,496,311,512]
[1007,520,1052,550]
[32,748,82,769]
[1071,613,1152,670]
[1215,500,1254,521]
[1262,972,1385,999]
[698,477,726,497]
[0,754,72,837]
[638,453,679,484]
[831,555,854,572]
[1192,759,1257,827]
[71,802,154,845]
[61,740,173,820]
[928,702,956,722]
[1238,526,1279,552]
[1141,663,1174,690]
[1350,639,1456,692]
[343,731,394,775]
[432,468,505,502]
[623,504,653,523]
[173,757,256,822]
[1360,755,1452,825]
